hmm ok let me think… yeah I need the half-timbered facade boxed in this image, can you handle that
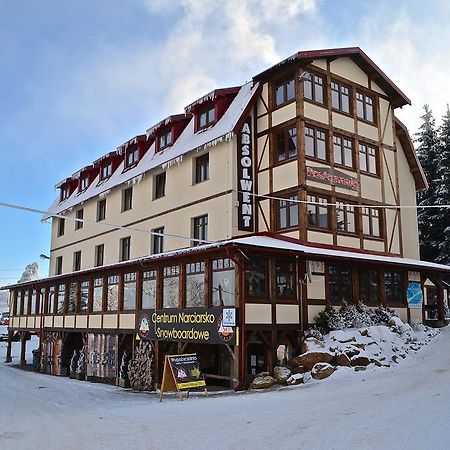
[3,47,449,390]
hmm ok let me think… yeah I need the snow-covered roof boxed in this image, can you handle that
[44,81,259,220]
[3,235,450,290]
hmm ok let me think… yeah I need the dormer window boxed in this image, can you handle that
[125,147,139,168]
[60,186,69,202]
[198,104,216,130]
[100,161,112,180]
[79,173,89,191]
[159,129,172,151]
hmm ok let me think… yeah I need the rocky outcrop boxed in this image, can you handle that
[311,363,334,380]
[335,353,351,367]
[251,375,277,389]
[290,351,334,372]
[273,366,291,385]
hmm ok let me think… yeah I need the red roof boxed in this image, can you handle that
[253,47,411,108]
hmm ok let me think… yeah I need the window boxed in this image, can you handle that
[328,266,352,303]
[100,161,112,180]
[125,147,139,168]
[198,104,216,129]
[195,153,209,183]
[57,284,66,314]
[122,187,133,212]
[336,201,356,234]
[246,258,269,297]
[331,80,351,113]
[212,258,235,306]
[47,287,55,315]
[192,215,208,246]
[359,143,378,175]
[30,290,37,315]
[142,270,157,309]
[362,207,381,238]
[159,129,172,150]
[106,275,119,311]
[275,75,295,106]
[333,135,354,169]
[95,244,104,267]
[275,126,297,162]
[356,91,374,123]
[80,173,89,191]
[152,227,164,254]
[385,271,403,304]
[60,186,69,201]
[154,172,166,199]
[57,218,65,237]
[163,265,180,308]
[120,236,131,261]
[275,259,296,299]
[74,209,84,230]
[67,282,77,313]
[56,256,63,275]
[359,269,379,304]
[80,281,89,312]
[303,72,325,104]
[73,251,81,272]
[307,194,329,229]
[23,291,29,315]
[186,262,205,308]
[123,273,137,310]
[305,125,327,161]
[97,199,106,221]
[276,194,299,230]
[18,291,24,315]
[93,277,103,312]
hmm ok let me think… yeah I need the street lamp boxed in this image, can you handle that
[39,254,50,260]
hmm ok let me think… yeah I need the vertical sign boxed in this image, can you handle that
[237,118,254,231]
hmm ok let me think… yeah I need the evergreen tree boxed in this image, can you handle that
[416,105,440,262]
[435,106,450,264]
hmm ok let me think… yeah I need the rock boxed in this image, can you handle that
[335,353,351,367]
[286,373,304,385]
[344,347,360,358]
[251,375,277,389]
[291,365,308,374]
[311,362,334,380]
[353,343,366,350]
[391,355,400,364]
[301,337,325,353]
[374,359,390,368]
[360,328,370,337]
[290,351,335,372]
[389,316,409,335]
[273,366,291,385]
[350,355,370,367]
[354,366,366,372]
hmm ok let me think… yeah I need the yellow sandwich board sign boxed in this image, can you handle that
[160,353,207,401]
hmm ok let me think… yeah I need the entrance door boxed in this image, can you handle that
[247,343,266,376]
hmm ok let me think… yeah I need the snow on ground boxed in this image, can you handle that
[1,325,450,450]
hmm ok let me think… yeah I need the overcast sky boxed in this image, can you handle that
[1,0,449,283]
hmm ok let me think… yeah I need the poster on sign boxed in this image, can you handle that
[160,353,208,401]
[407,282,424,309]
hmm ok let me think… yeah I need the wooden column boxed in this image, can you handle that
[20,332,27,366]
[5,330,13,363]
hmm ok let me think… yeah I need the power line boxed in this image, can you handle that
[0,200,211,245]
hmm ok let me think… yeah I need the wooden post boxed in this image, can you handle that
[5,330,13,363]
[20,332,27,367]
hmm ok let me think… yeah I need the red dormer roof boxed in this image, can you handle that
[184,87,240,114]
[93,151,124,181]
[146,114,191,151]
[253,47,411,108]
